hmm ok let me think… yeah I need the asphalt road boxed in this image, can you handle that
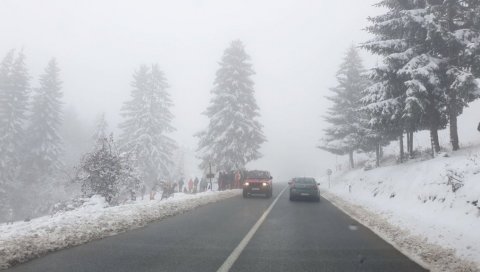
[8,183,427,272]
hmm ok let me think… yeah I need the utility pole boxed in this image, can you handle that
[327,169,332,188]
[207,162,214,191]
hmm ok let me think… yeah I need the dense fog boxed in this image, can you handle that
[1,0,480,221]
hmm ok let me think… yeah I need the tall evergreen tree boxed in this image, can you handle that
[425,0,480,150]
[362,0,447,157]
[196,40,265,172]
[0,50,30,219]
[0,50,30,181]
[0,50,16,205]
[363,0,480,156]
[23,58,64,181]
[319,46,369,169]
[119,64,176,186]
[93,112,109,143]
[60,106,92,168]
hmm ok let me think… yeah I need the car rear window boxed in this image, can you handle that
[294,178,316,184]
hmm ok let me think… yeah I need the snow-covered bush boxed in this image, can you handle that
[73,135,141,205]
[50,196,95,214]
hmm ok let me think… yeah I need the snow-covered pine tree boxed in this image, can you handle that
[92,112,108,144]
[0,50,30,219]
[119,64,176,187]
[196,40,265,172]
[319,46,369,169]
[425,0,480,150]
[362,0,448,158]
[60,106,92,168]
[23,58,64,182]
[171,147,186,184]
[0,50,16,217]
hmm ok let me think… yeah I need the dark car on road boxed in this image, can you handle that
[289,177,320,202]
[243,170,273,198]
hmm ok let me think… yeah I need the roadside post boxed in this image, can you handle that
[327,169,332,188]
[207,163,215,191]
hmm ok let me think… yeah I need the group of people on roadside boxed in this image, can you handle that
[177,177,210,194]
[139,176,212,201]
[217,170,243,191]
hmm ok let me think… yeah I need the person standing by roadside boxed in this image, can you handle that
[200,177,207,192]
[234,170,241,189]
[140,184,146,200]
[150,183,158,200]
[218,172,225,191]
[193,177,199,193]
[188,178,194,193]
[7,208,14,225]
[178,178,184,193]
[477,121,480,132]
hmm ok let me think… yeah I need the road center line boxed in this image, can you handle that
[216,185,288,272]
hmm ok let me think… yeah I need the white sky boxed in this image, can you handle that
[2,0,479,180]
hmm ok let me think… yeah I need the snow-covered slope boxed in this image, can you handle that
[321,145,480,272]
[0,190,240,270]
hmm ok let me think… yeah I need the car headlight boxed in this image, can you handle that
[262,182,267,186]
[244,182,249,186]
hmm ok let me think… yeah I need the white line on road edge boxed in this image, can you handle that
[216,186,288,272]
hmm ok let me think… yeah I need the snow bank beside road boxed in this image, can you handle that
[321,145,480,272]
[0,190,241,270]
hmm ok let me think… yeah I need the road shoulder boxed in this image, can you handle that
[322,191,479,272]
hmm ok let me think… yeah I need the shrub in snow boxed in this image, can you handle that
[444,169,465,193]
[73,135,141,205]
[51,197,90,214]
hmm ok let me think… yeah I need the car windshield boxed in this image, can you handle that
[2,1,478,271]
[246,171,270,179]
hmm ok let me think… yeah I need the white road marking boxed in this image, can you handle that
[216,186,288,272]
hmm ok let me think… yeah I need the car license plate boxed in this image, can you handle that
[252,188,260,191]
[300,193,309,196]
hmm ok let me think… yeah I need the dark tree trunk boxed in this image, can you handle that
[449,110,460,151]
[430,128,440,156]
[399,134,404,163]
[349,151,354,169]
[406,132,411,157]
[427,89,441,156]
[445,5,460,152]
[409,132,414,156]
[375,144,380,167]
[406,131,414,158]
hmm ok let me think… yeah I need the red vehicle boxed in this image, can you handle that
[243,170,273,198]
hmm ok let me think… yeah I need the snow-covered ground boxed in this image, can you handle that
[320,144,480,272]
[0,189,241,270]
